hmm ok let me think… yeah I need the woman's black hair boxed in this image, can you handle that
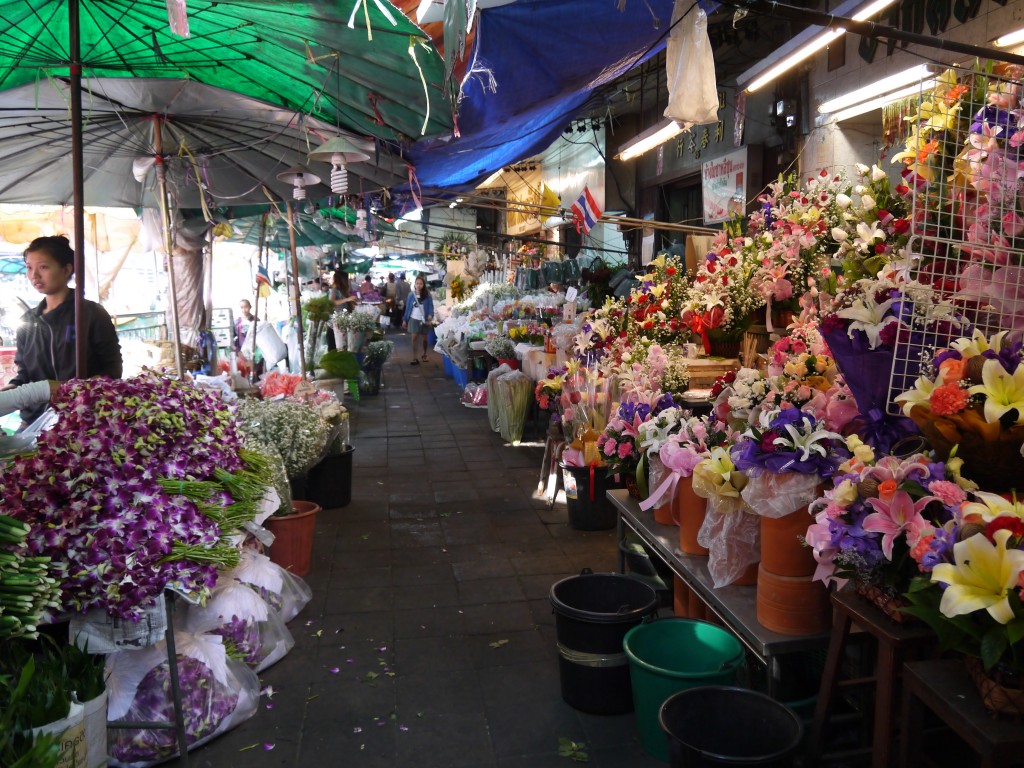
[414,275,429,300]
[24,235,75,270]
[332,270,349,292]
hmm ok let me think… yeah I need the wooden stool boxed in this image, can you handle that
[900,659,1024,767]
[808,587,936,767]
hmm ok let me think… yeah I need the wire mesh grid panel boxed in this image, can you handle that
[887,62,1024,414]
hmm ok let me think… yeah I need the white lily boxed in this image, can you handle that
[962,492,1024,522]
[777,417,844,461]
[837,295,898,349]
[952,329,1008,359]
[969,358,1024,425]
[853,221,886,253]
[895,368,948,416]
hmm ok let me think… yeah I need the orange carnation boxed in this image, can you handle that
[929,382,969,416]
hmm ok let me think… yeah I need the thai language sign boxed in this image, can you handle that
[702,147,747,225]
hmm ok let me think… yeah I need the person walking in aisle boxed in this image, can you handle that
[402,275,434,365]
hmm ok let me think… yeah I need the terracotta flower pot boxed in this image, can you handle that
[732,561,759,586]
[264,501,320,577]
[760,507,816,577]
[653,496,677,526]
[756,565,832,636]
[676,476,709,556]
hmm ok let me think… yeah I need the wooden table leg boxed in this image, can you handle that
[898,678,923,768]
[873,639,898,768]
[807,607,853,762]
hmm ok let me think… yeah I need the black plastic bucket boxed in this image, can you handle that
[550,571,658,715]
[560,463,618,530]
[659,686,804,766]
[307,446,355,509]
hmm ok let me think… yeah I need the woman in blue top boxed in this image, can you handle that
[402,275,434,365]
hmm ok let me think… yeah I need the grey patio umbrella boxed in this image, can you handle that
[0,77,405,374]
[0,77,405,208]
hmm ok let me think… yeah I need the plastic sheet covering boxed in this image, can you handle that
[496,370,532,445]
[487,363,513,432]
[106,632,259,767]
[740,472,821,519]
[696,497,761,588]
[406,0,721,190]
[663,3,719,128]
[183,579,294,673]
[230,549,311,623]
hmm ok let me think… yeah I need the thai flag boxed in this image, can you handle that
[571,185,602,235]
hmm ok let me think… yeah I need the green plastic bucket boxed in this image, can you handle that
[623,618,745,761]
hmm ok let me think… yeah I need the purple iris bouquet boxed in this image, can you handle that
[0,373,269,619]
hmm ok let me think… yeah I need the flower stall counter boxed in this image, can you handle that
[609,489,831,697]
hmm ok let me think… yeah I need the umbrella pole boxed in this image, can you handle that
[249,216,266,376]
[285,201,306,377]
[69,0,87,378]
[152,116,185,378]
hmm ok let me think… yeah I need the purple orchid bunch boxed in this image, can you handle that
[108,654,239,763]
[731,407,848,477]
[804,437,965,595]
[0,373,261,620]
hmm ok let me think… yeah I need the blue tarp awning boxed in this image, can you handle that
[408,0,714,193]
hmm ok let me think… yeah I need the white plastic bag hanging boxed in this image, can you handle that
[663,3,719,128]
[183,579,295,673]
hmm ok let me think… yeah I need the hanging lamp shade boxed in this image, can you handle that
[276,165,321,200]
[308,137,371,195]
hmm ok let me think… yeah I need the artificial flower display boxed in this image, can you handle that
[0,374,271,619]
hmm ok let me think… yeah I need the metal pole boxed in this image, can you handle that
[285,201,306,376]
[69,0,86,378]
[204,226,215,370]
[248,215,265,380]
[152,116,185,378]
[754,0,1024,67]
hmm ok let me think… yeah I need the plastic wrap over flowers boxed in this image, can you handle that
[183,579,294,672]
[236,398,330,480]
[0,373,260,619]
[696,495,761,588]
[740,472,822,519]
[106,631,259,767]
[230,549,312,623]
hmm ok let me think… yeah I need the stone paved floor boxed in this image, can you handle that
[181,337,663,768]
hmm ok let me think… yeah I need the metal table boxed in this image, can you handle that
[610,489,830,697]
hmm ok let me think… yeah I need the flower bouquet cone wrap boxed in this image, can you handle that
[692,448,760,587]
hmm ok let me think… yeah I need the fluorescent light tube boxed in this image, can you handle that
[745,0,899,93]
[818,64,932,113]
[616,119,685,161]
[829,80,934,122]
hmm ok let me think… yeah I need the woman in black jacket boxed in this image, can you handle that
[7,235,122,425]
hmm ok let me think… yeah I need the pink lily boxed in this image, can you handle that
[863,490,935,560]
